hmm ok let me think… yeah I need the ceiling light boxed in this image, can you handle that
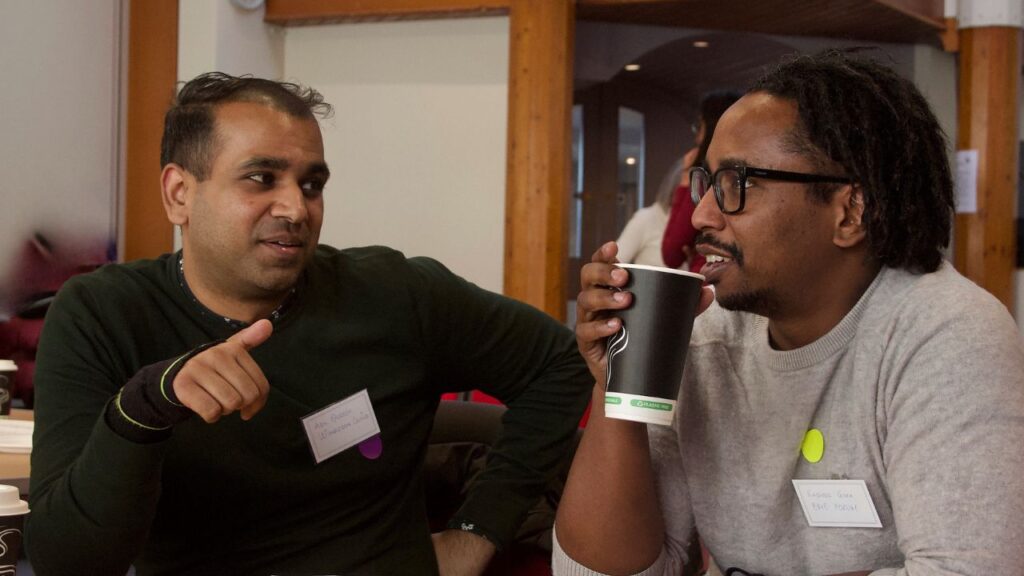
[625,157,637,166]
[693,41,709,48]
[624,63,641,72]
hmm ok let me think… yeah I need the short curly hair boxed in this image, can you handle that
[751,49,953,273]
[160,72,333,180]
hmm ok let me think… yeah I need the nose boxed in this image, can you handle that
[691,185,725,232]
[270,181,309,224]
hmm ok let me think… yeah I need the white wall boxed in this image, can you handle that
[284,18,510,293]
[178,0,285,82]
[0,0,122,315]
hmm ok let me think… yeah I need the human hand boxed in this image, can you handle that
[172,319,273,423]
[575,242,714,384]
[575,242,630,384]
[432,529,496,576]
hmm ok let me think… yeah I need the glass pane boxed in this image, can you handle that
[617,107,645,234]
[569,104,584,259]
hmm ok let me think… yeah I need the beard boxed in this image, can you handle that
[694,232,776,315]
[716,287,775,315]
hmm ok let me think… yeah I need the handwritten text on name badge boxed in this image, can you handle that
[302,389,380,464]
[792,479,882,528]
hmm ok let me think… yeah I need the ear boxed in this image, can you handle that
[161,163,193,226]
[832,184,867,249]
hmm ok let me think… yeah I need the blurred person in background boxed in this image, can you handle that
[661,90,742,272]
[615,158,686,267]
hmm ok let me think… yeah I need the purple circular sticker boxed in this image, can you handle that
[357,434,383,460]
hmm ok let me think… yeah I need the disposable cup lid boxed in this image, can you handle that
[0,360,16,372]
[0,485,28,515]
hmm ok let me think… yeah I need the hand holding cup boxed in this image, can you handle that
[576,242,715,425]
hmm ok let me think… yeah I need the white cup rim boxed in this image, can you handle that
[614,263,705,281]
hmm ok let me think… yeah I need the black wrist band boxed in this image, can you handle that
[105,341,222,443]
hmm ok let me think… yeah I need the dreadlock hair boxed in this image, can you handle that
[160,72,333,181]
[751,48,953,274]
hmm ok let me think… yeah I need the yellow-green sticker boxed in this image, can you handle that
[801,428,824,463]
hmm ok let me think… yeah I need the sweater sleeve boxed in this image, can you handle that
[615,209,647,264]
[26,280,170,576]
[661,185,696,270]
[872,285,1024,575]
[407,257,593,549]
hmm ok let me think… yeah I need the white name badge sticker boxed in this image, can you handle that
[792,479,882,528]
[302,389,381,464]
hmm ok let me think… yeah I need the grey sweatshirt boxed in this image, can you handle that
[554,263,1024,575]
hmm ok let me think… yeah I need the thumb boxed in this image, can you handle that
[229,318,273,350]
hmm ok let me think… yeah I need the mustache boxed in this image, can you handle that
[257,221,309,237]
[695,233,743,266]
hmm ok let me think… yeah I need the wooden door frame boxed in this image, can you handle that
[124,0,178,261]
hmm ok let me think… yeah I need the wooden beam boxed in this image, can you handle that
[577,0,686,5]
[872,0,944,27]
[504,0,574,319]
[941,17,959,52]
[954,26,1020,309]
[265,0,508,25]
[125,0,177,261]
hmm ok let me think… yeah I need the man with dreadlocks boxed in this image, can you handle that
[554,49,1024,575]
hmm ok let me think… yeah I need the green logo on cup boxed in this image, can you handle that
[630,399,672,411]
[605,396,622,405]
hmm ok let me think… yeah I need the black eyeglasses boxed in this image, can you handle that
[690,165,851,215]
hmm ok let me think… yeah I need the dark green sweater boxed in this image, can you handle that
[28,246,591,576]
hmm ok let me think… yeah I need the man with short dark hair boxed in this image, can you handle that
[27,72,591,576]
[554,50,1024,575]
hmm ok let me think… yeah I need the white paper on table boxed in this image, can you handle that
[0,420,33,454]
[955,149,979,214]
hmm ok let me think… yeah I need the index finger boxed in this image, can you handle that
[582,241,629,290]
[232,349,270,420]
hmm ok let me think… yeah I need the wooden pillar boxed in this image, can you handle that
[125,0,178,261]
[954,11,1021,309]
[503,0,574,319]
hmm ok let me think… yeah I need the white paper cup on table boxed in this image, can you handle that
[0,361,16,417]
[604,264,704,426]
[0,484,28,573]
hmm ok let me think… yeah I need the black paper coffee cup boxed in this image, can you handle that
[0,484,28,573]
[0,361,16,417]
[604,264,704,426]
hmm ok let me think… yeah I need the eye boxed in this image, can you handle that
[246,172,276,187]
[301,179,326,198]
[717,170,742,193]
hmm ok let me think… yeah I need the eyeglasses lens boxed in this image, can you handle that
[716,169,743,213]
[690,169,709,205]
